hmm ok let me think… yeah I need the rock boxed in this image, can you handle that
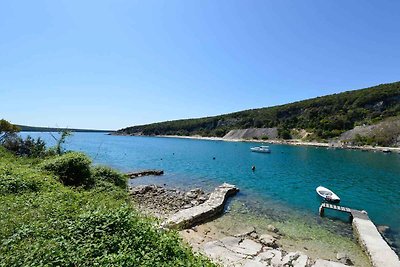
[336,253,353,265]
[293,253,309,267]
[185,191,198,198]
[203,240,246,265]
[241,260,266,267]
[259,234,276,247]
[190,200,199,206]
[183,204,193,209]
[198,196,208,202]
[250,232,259,239]
[269,249,283,266]
[190,188,204,195]
[127,169,164,178]
[129,185,151,195]
[234,226,256,237]
[312,259,348,267]
[219,237,262,256]
[267,224,279,233]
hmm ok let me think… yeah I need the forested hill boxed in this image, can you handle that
[118,81,400,140]
[18,125,113,133]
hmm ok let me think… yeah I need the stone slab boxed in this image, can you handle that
[161,183,239,229]
[352,217,400,267]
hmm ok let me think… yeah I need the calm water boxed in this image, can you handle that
[21,132,400,249]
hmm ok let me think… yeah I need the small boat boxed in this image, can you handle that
[250,145,271,153]
[316,186,340,203]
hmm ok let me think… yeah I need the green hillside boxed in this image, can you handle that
[118,81,400,139]
[17,125,113,133]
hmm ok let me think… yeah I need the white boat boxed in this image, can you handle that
[316,186,340,203]
[250,145,271,153]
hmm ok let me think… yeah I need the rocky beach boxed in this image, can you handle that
[128,182,372,267]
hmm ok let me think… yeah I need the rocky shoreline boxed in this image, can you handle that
[129,184,210,218]
[112,132,400,153]
[159,135,400,153]
[128,183,366,267]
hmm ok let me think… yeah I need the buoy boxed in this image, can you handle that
[252,166,256,171]
[213,157,216,160]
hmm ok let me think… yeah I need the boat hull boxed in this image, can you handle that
[316,186,340,203]
[251,149,271,153]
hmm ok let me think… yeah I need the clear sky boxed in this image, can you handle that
[1,1,399,130]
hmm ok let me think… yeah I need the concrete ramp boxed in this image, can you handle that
[161,183,239,229]
[352,216,400,267]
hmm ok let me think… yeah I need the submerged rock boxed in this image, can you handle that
[312,259,348,267]
[267,224,279,233]
[336,252,353,265]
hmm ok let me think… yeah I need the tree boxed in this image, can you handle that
[0,119,20,142]
[49,129,72,155]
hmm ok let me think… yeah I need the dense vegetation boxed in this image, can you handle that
[17,125,112,133]
[0,143,214,266]
[118,81,400,140]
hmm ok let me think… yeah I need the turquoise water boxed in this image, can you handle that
[21,132,400,250]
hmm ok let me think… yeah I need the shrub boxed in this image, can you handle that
[2,135,47,157]
[91,166,127,188]
[41,152,93,187]
[0,174,41,195]
[278,128,292,139]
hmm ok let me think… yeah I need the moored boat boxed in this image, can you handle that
[250,145,271,153]
[316,186,340,203]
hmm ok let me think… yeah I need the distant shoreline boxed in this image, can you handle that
[121,134,400,153]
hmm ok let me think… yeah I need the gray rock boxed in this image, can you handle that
[234,226,256,237]
[242,259,266,267]
[267,224,279,233]
[336,253,353,265]
[198,196,208,202]
[183,204,193,209]
[185,191,198,198]
[250,232,259,239]
[293,253,309,267]
[259,234,276,247]
[281,251,300,265]
[190,200,199,206]
[203,241,246,265]
[269,249,282,266]
[219,237,261,256]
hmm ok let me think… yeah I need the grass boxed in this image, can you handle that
[0,147,215,267]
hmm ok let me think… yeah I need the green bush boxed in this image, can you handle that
[2,135,47,157]
[41,152,93,187]
[91,165,127,188]
[278,128,292,139]
[0,149,215,267]
[0,173,40,195]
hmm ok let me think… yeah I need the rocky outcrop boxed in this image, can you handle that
[161,183,239,229]
[338,116,400,147]
[223,128,278,140]
[129,185,209,217]
[201,229,349,267]
[126,169,164,178]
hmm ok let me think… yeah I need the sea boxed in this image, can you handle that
[20,132,400,261]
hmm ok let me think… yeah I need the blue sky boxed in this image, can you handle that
[1,1,399,130]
